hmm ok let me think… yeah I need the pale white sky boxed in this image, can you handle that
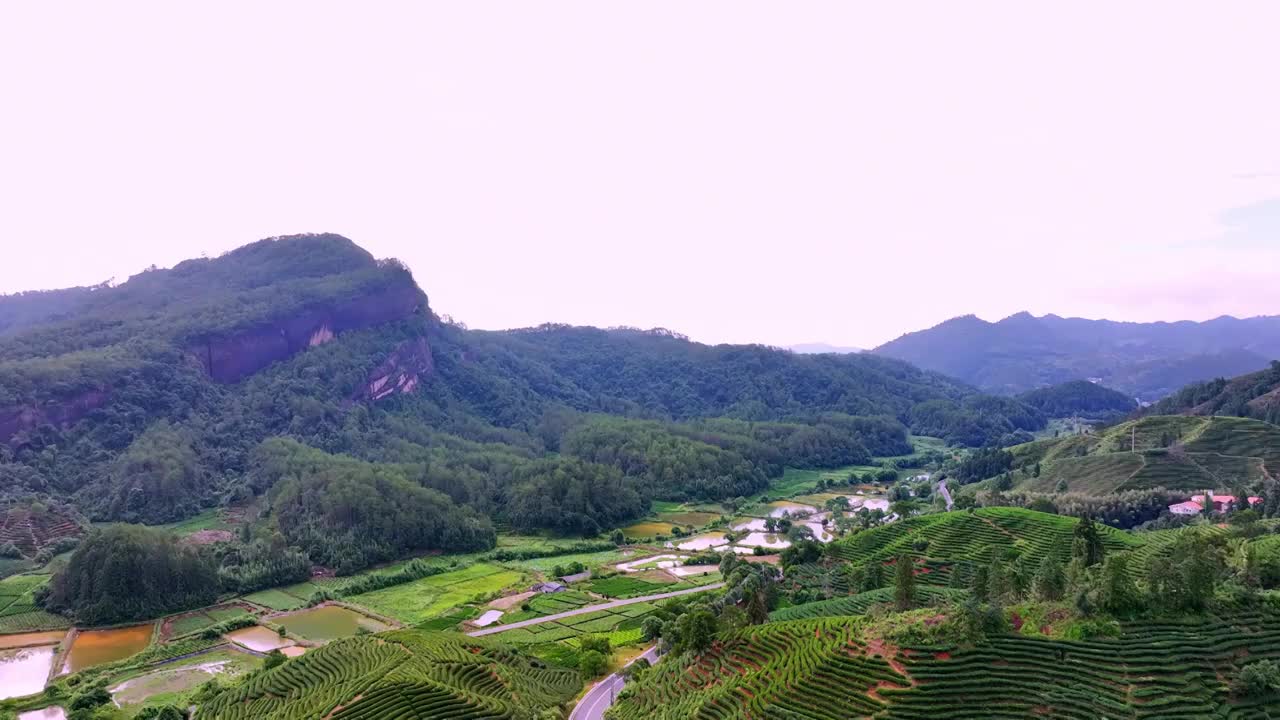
[2,2,1278,348]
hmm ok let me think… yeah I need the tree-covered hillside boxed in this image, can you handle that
[944,416,1280,529]
[1148,361,1280,424]
[0,234,1045,582]
[875,311,1280,401]
[1016,379,1136,420]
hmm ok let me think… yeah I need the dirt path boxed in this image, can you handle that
[466,583,724,637]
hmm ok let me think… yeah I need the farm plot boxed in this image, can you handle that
[345,563,523,624]
[0,574,69,633]
[198,630,579,720]
[877,610,1280,719]
[610,617,907,720]
[495,603,656,649]
[828,508,1141,568]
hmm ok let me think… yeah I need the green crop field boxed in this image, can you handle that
[496,549,628,573]
[244,588,308,612]
[198,629,580,720]
[611,617,907,719]
[495,602,655,648]
[1009,416,1280,496]
[1020,453,1144,494]
[587,575,670,598]
[614,609,1280,719]
[346,563,524,624]
[828,508,1143,568]
[770,586,967,622]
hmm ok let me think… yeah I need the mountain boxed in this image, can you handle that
[1015,380,1137,420]
[1147,360,1280,424]
[789,342,863,354]
[0,234,1045,574]
[874,312,1280,401]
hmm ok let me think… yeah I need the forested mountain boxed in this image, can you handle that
[874,312,1280,401]
[0,234,1045,578]
[1016,380,1136,420]
[1147,361,1280,424]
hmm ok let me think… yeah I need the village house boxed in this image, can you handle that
[1168,492,1262,516]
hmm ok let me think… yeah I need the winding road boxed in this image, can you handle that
[466,583,725,637]
[569,645,660,720]
[938,478,954,510]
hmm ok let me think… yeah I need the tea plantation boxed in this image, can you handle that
[199,629,580,719]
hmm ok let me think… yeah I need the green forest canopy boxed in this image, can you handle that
[0,234,1051,578]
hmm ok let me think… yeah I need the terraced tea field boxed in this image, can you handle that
[879,611,1280,719]
[198,630,580,720]
[0,575,69,633]
[1010,416,1280,496]
[770,586,967,621]
[827,507,1142,567]
[610,617,907,719]
[615,610,1280,719]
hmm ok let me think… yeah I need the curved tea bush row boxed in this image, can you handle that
[828,508,1140,567]
[879,610,1280,719]
[199,630,580,720]
[770,586,966,622]
[610,617,907,720]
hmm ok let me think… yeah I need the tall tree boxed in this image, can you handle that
[1032,555,1066,602]
[894,553,917,611]
[1072,517,1105,567]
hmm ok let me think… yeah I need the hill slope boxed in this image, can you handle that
[1148,361,1280,424]
[611,611,1280,719]
[0,234,1046,569]
[198,629,581,720]
[1016,380,1137,419]
[874,312,1280,401]
[1006,416,1280,495]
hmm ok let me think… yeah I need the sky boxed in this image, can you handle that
[2,2,1278,349]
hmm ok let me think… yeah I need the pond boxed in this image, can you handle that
[675,533,728,551]
[111,659,239,706]
[225,626,294,653]
[615,554,688,573]
[276,606,388,643]
[767,501,817,518]
[0,645,56,700]
[0,631,67,650]
[19,708,66,720]
[736,532,791,550]
[63,624,153,674]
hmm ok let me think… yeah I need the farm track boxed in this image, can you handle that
[466,584,725,637]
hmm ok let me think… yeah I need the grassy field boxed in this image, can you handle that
[155,509,234,535]
[243,588,309,612]
[496,549,630,573]
[346,563,525,624]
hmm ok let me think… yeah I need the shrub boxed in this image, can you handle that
[579,649,608,677]
[1234,659,1280,697]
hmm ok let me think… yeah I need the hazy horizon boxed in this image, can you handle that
[3,2,1278,348]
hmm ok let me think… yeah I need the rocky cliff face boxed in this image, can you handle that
[191,282,426,383]
[0,388,109,445]
[354,336,435,403]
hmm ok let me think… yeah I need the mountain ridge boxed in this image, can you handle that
[874,311,1280,401]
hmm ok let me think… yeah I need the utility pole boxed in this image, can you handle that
[1132,424,1136,454]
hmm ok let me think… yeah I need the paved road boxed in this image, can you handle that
[466,583,725,637]
[570,645,660,720]
[938,478,954,510]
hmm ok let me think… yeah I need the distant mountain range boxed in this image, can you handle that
[788,343,863,355]
[874,312,1280,402]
